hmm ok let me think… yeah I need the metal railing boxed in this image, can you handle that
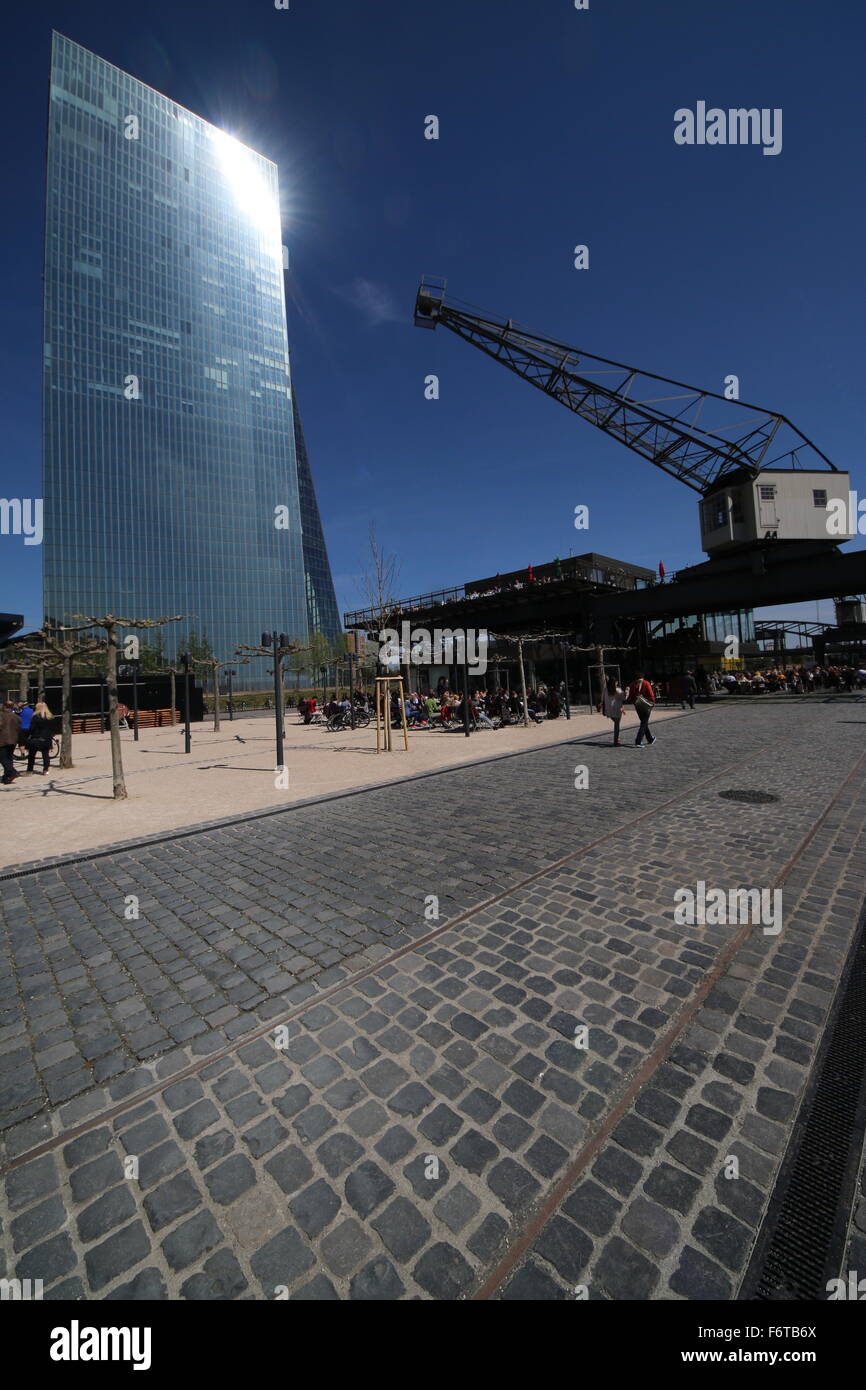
[344,585,467,628]
[343,563,645,629]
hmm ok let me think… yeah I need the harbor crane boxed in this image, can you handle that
[414,277,852,557]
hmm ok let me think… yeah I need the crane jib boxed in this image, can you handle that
[413,279,837,493]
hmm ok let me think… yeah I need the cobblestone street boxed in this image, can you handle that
[2,698,865,1300]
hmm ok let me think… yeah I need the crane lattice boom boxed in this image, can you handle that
[414,277,835,494]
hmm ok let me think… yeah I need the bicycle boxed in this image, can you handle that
[326,708,371,732]
[14,735,61,763]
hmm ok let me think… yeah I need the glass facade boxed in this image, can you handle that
[43,34,337,684]
[291,393,340,642]
[648,610,756,646]
[703,610,755,645]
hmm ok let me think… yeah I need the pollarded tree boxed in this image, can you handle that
[235,636,308,734]
[38,626,106,768]
[75,614,183,799]
[191,655,249,732]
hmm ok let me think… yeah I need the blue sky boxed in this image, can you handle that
[2,0,864,634]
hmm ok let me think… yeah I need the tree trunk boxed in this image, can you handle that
[106,623,127,799]
[60,655,73,768]
[212,664,220,732]
[37,666,46,702]
[18,667,28,702]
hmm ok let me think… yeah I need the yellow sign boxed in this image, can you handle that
[720,657,745,671]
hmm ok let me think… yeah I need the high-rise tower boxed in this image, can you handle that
[43,33,338,681]
[291,393,340,642]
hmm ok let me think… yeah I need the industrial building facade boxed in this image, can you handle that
[43,34,339,680]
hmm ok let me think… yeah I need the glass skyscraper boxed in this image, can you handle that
[292,393,340,641]
[43,33,339,682]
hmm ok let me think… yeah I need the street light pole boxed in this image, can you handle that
[132,658,140,741]
[274,634,285,771]
[561,640,571,720]
[181,651,191,754]
[226,668,235,722]
[263,632,287,771]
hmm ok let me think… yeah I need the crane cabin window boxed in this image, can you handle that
[812,489,827,507]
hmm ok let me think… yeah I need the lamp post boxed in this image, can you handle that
[320,665,327,708]
[131,657,140,741]
[226,668,235,721]
[262,632,287,771]
[181,651,191,754]
[560,640,571,720]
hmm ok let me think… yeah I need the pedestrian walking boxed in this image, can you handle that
[25,702,54,774]
[0,702,22,784]
[601,675,625,746]
[680,670,697,710]
[16,700,35,756]
[627,671,656,747]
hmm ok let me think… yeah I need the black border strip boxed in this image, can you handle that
[739,896,866,1300]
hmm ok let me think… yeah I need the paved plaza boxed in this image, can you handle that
[0,706,662,868]
[1,697,864,1300]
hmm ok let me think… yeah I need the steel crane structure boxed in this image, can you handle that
[404,276,864,641]
[413,276,837,495]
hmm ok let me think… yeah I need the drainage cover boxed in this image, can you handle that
[739,903,866,1300]
[718,789,780,804]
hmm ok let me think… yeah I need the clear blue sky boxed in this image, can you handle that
[2,0,864,634]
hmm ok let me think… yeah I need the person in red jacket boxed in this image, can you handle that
[627,671,656,747]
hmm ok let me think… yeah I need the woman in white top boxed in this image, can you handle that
[601,676,626,746]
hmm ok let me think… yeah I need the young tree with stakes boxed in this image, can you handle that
[358,523,401,677]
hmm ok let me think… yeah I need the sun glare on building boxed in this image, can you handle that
[212,126,282,253]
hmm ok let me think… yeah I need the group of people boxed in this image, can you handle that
[600,674,659,747]
[0,700,55,785]
[294,685,568,730]
[297,695,319,724]
[292,656,866,743]
[713,665,865,695]
[396,684,565,729]
[468,559,633,600]
[650,663,866,702]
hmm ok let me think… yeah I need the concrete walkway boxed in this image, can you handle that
[0,706,676,868]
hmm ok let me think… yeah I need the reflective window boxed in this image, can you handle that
[43,35,338,683]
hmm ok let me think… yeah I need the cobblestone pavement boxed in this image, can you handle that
[1,699,864,1300]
